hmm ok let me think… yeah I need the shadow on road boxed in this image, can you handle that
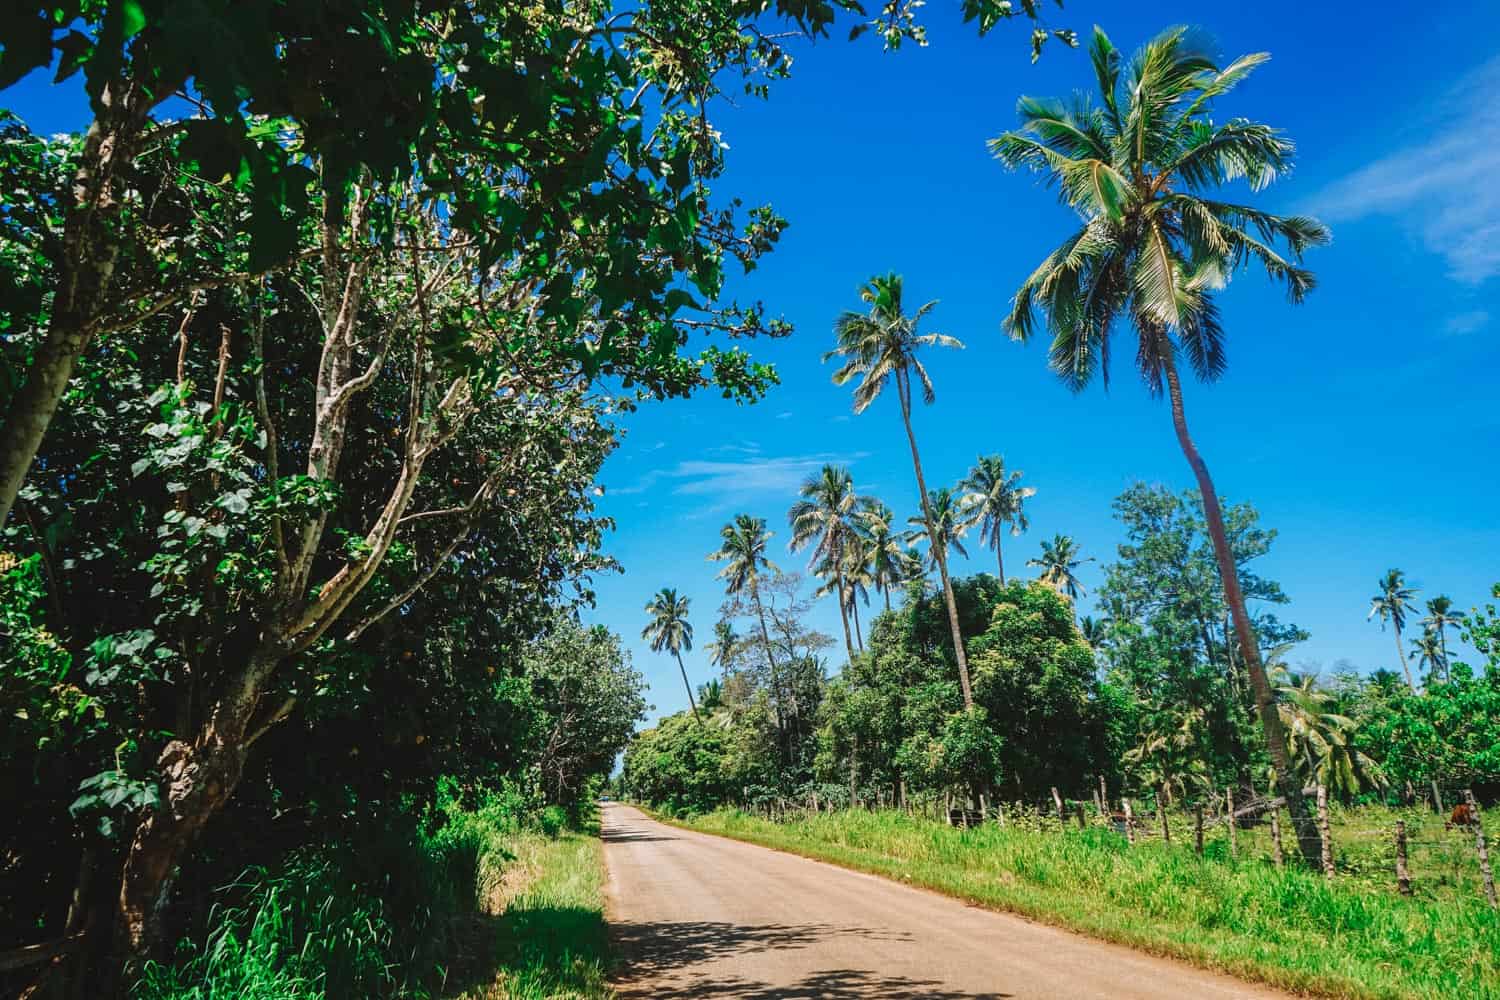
[601,828,680,844]
[611,920,1013,999]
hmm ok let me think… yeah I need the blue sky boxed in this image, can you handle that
[7,1,1498,724]
[585,0,1500,721]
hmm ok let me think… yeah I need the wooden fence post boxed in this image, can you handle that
[1394,819,1412,897]
[1076,803,1087,830]
[1317,784,1335,879]
[997,801,1006,828]
[1269,807,1285,868]
[1225,789,1237,859]
[1099,774,1108,815]
[1123,798,1135,845]
[1431,779,1444,815]
[1464,789,1497,909]
[1195,805,1204,855]
[1051,786,1066,826]
[1159,787,1171,844]
[979,792,989,823]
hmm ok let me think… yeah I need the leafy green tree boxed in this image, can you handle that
[1369,568,1420,691]
[969,581,1104,798]
[789,464,862,662]
[958,454,1035,584]
[1027,533,1092,602]
[620,712,734,816]
[996,25,1330,866]
[0,0,799,532]
[827,273,973,708]
[643,588,702,725]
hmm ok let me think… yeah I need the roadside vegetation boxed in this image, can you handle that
[670,806,1499,1000]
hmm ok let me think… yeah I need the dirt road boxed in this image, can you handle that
[602,803,1289,999]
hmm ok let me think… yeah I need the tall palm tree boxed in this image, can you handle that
[958,454,1036,584]
[708,514,785,721]
[706,619,740,679]
[1411,630,1446,686]
[854,498,913,613]
[904,487,969,572]
[826,276,972,704]
[1027,533,1092,601]
[1421,595,1466,676]
[994,25,1330,865]
[1078,614,1107,648]
[788,464,861,663]
[642,587,701,725]
[1369,568,1419,692]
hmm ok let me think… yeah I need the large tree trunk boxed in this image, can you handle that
[896,370,972,709]
[1160,352,1322,868]
[851,594,864,653]
[674,651,702,724]
[0,79,152,530]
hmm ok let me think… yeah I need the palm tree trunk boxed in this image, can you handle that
[996,540,1006,585]
[883,586,891,614]
[834,546,855,663]
[750,586,785,742]
[674,651,702,724]
[1160,350,1321,868]
[896,369,973,709]
[851,595,864,653]
[1394,624,1415,691]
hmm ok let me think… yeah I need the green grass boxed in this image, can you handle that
[136,802,615,1000]
[450,832,613,1000]
[668,805,1500,1000]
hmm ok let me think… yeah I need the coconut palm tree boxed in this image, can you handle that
[855,498,913,613]
[788,464,861,663]
[1421,595,1466,675]
[1078,615,1107,648]
[958,454,1036,584]
[708,515,785,724]
[1411,630,1447,686]
[642,587,701,725]
[1369,568,1419,691]
[814,537,874,653]
[1270,655,1386,799]
[706,620,740,679]
[1027,534,1092,602]
[826,273,974,709]
[994,25,1330,866]
[904,487,969,573]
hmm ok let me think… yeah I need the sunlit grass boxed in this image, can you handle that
[674,806,1500,1000]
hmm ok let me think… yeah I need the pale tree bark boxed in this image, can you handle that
[112,209,512,973]
[1160,347,1322,868]
[0,78,152,530]
[833,541,855,662]
[674,651,703,724]
[895,368,972,709]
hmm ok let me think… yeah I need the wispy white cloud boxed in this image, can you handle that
[1444,309,1489,336]
[776,411,794,420]
[1308,55,1500,284]
[610,451,867,504]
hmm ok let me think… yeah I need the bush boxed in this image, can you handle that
[538,805,568,839]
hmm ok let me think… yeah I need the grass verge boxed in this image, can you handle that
[665,807,1499,1000]
[450,831,613,1000]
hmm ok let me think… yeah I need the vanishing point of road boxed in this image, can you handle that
[602,803,1290,999]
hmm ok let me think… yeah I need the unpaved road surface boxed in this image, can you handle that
[602,803,1289,999]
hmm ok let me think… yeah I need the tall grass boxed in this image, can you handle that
[678,807,1500,1000]
[135,793,609,1000]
